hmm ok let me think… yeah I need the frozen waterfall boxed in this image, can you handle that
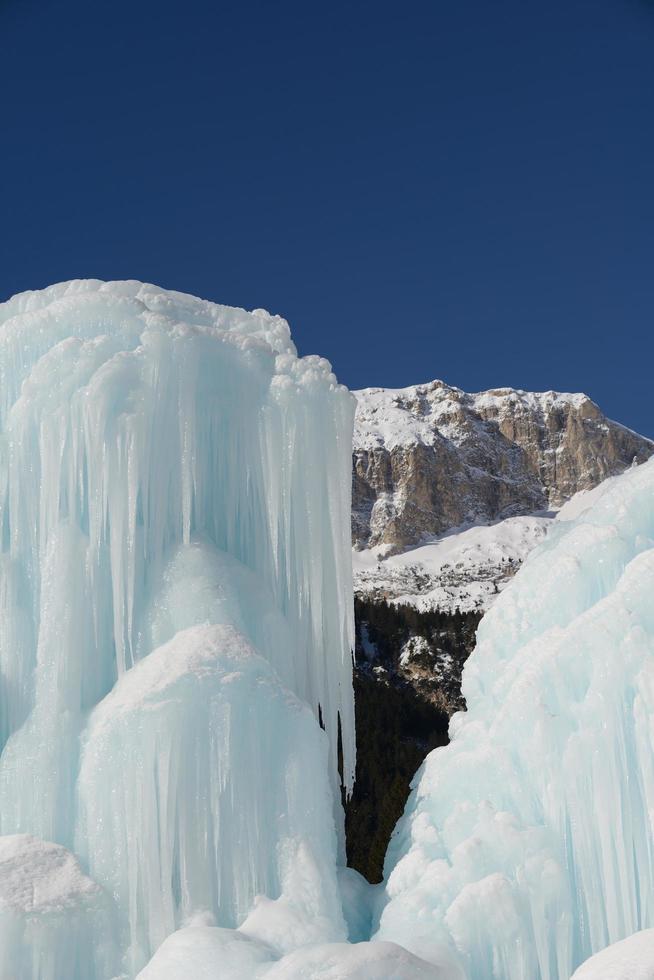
[375,456,654,979]
[0,280,359,977]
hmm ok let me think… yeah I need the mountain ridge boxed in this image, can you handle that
[352,378,653,554]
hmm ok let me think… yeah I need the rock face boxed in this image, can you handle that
[353,380,653,551]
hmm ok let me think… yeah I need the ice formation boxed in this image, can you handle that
[375,456,654,978]
[0,834,119,979]
[0,280,358,977]
[570,929,654,980]
[135,922,456,980]
[76,624,346,972]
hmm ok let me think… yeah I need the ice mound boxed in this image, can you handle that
[76,624,345,973]
[375,457,654,978]
[0,281,358,976]
[136,923,457,979]
[0,834,119,979]
[570,929,654,979]
[135,924,275,980]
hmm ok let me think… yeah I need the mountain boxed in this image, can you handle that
[353,379,653,553]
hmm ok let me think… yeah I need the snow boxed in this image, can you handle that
[261,941,461,979]
[136,924,459,979]
[0,280,359,977]
[354,380,591,452]
[570,930,654,979]
[353,471,645,617]
[135,923,275,980]
[400,634,433,667]
[0,834,100,913]
[0,835,119,979]
[353,515,550,612]
[374,456,654,978]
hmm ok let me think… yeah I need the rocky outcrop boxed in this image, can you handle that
[353,380,653,551]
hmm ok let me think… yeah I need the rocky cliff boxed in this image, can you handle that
[353,380,653,552]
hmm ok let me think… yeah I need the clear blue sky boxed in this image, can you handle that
[1,0,653,434]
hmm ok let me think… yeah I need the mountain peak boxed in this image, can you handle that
[353,380,653,552]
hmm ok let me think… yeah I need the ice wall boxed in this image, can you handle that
[0,280,356,976]
[375,457,654,978]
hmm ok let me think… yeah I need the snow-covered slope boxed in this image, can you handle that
[353,515,551,613]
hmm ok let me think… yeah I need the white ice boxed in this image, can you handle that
[375,456,654,978]
[0,280,356,823]
[0,281,359,977]
[76,623,346,974]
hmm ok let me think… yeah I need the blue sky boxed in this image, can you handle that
[1,0,653,434]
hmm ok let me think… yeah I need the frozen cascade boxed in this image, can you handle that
[0,280,358,976]
[76,624,346,973]
[0,279,355,823]
[375,456,654,978]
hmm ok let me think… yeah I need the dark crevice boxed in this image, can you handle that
[344,597,481,883]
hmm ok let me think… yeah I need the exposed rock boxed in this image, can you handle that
[353,380,653,551]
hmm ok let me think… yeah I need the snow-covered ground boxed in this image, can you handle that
[353,471,626,613]
[353,514,552,612]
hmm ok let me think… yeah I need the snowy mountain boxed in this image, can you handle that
[353,379,652,552]
[352,379,653,613]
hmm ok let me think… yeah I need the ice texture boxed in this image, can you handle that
[0,281,356,975]
[0,834,119,979]
[76,624,346,973]
[375,456,654,978]
[0,280,355,816]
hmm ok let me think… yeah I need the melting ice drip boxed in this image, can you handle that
[0,281,360,977]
